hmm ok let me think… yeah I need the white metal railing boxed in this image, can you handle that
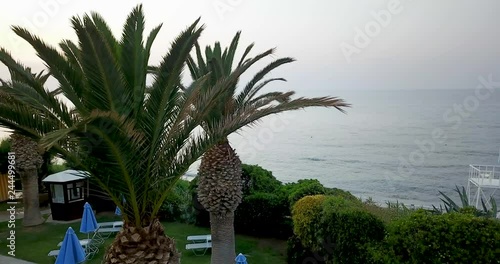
[469,165,500,186]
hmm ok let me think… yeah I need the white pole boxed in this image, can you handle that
[498,147,500,163]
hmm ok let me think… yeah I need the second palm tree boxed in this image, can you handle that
[187,32,350,264]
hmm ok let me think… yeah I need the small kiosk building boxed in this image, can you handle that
[42,170,90,221]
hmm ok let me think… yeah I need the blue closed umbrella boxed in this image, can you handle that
[235,253,248,264]
[80,202,98,234]
[56,227,86,264]
[115,194,126,216]
[115,206,121,216]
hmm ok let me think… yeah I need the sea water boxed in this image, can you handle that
[188,89,500,208]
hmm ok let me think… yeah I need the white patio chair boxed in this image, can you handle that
[186,242,212,256]
[96,226,122,239]
[98,220,123,228]
[185,234,212,256]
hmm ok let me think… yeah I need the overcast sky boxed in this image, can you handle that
[1,0,499,93]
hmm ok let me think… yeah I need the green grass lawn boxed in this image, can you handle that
[0,214,286,263]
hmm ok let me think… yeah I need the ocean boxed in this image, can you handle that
[187,89,500,208]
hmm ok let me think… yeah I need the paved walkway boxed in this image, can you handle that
[0,255,36,264]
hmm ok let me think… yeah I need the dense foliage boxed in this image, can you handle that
[159,180,195,224]
[241,164,282,195]
[380,210,500,264]
[180,164,500,263]
[189,164,358,239]
[291,194,327,249]
[432,185,498,218]
[234,192,291,238]
[282,179,327,206]
[290,195,385,264]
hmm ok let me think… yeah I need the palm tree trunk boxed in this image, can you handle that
[104,219,180,264]
[197,141,243,264]
[20,168,44,227]
[210,211,236,264]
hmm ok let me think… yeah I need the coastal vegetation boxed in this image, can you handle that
[0,4,498,264]
[0,4,348,264]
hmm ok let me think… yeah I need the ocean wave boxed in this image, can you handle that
[300,157,328,162]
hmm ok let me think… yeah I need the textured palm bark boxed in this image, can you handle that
[20,169,44,227]
[197,141,243,264]
[10,134,44,227]
[210,212,236,264]
[104,219,180,264]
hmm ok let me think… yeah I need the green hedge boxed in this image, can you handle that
[384,210,500,264]
[291,195,385,264]
[235,192,291,238]
[292,195,327,249]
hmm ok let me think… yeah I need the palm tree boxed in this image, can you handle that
[0,67,63,227]
[186,32,349,263]
[9,133,44,226]
[0,5,265,264]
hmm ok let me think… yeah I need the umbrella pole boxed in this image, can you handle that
[86,233,90,257]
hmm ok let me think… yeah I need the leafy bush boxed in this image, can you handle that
[292,194,327,249]
[282,179,327,207]
[241,164,282,195]
[287,235,319,264]
[291,195,385,264]
[235,192,291,238]
[159,179,195,223]
[385,209,500,263]
[319,196,385,263]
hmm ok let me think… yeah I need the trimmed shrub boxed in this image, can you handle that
[292,195,327,249]
[291,195,385,264]
[386,209,500,264]
[235,192,291,238]
[319,196,385,263]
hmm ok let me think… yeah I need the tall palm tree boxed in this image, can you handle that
[186,32,349,263]
[0,67,64,227]
[0,5,266,264]
[9,133,44,226]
